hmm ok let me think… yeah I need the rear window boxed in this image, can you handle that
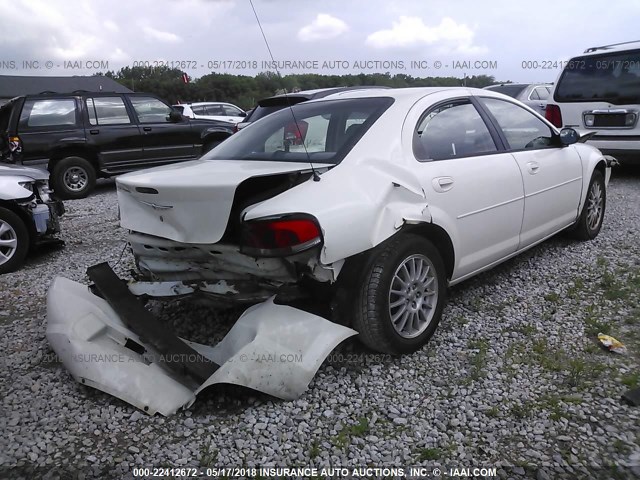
[204,97,394,165]
[18,98,77,128]
[485,85,527,99]
[555,50,640,104]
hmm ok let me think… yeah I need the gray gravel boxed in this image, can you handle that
[1,172,639,479]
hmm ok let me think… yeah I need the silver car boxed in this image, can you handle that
[484,83,552,116]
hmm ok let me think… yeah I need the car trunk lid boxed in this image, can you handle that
[117,158,330,244]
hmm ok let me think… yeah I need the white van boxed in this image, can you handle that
[546,40,640,165]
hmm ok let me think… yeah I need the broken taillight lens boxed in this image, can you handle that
[242,215,322,257]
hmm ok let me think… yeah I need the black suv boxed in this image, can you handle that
[0,92,234,198]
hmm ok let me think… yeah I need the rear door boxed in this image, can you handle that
[127,95,195,166]
[405,93,525,281]
[83,95,143,174]
[477,96,583,247]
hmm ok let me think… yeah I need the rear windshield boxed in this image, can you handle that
[204,97,394,164]
[485,85,527,98]
[555,50,640,104]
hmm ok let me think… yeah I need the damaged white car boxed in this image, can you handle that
[0,164,64,273]
[47,87,613,414]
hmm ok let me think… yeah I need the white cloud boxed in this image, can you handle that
[103,20,119,32]
[366,16,486,54]
[142,25,182,44]
[298,14,349,42]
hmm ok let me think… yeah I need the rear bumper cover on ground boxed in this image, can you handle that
[46,265,356,416]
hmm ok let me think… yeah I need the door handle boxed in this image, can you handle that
[539,103,545,109]
[89,129,99,135]
[143,127,152,132]
[526,161,540,174]
[432,176,454,192]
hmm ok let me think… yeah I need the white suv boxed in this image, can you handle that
[172,102,246,124]
[546,40,640,165]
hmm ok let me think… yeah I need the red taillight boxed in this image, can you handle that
[232,124,239,134]
[545,104,563,128]
[284,121,309,145]
[242,216,322,256]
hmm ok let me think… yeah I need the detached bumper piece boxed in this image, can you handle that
[46,263,356,416]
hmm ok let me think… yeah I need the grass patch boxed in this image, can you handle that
[544,292,560,303]
[510,401,535,419]
[485,406,499,418]
[417,447,441,461]
[622,372,639,388]
[600,272,626,301]
[199,440,218,467]
[585,314,611,336]
[332,416,370,450]
[309,439,321,459]
[467,339,489,381]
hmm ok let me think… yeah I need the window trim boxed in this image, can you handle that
[412,96,504,162]
[474,96,561,153]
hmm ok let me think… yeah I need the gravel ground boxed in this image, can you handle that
[1,170,639,480]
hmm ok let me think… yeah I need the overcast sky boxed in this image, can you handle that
[1,0,638,83]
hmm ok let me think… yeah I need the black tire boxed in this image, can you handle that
[343,233,447,354]
[0,207,29,274]
[51,156,96,200]
[572,170,606,241]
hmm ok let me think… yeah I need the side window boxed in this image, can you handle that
[536,87,550,100]
[86,97,131,125]
[190,105,205,115]
[222,105,243,117]
[528,89,540,101]
[129,96,172,123]
[19,99,77,128]
[413,100,497,161]
[481,97,554,150]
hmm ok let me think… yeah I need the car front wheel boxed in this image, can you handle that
[349,234,447,354]
[572,170,606,240]
[0,207,29,274]
[51,156,96,199]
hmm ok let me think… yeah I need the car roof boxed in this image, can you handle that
[582,39,640,55]
[187,101,238,107]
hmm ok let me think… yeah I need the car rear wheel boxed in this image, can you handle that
[349,234,447,354]
[51,156,96,200]
[572,170,606,240]
[0,207,29,274]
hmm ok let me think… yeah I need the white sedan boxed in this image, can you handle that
[46,87,613,413]
[119,87,612,353]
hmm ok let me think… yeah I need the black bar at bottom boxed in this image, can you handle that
[87,262,219,384]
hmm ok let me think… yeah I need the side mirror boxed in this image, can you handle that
[168,110,183,122]
[239,111,247,118]
[559,127,579,146]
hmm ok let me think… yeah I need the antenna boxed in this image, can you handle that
[248,0,320,182]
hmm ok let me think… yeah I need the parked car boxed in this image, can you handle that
[172,102,247,124]
[0,164,64,273]
[484,83,552,116]
[0,92,235,199]
[545,40,640,165]
[107,87,612,354]
[235,86,391,131]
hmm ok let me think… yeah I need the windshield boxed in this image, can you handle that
[485,85,527,98]
[204,97,394,164]
[555,50,640,104]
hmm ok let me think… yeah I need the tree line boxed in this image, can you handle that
[101,66,508,110]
